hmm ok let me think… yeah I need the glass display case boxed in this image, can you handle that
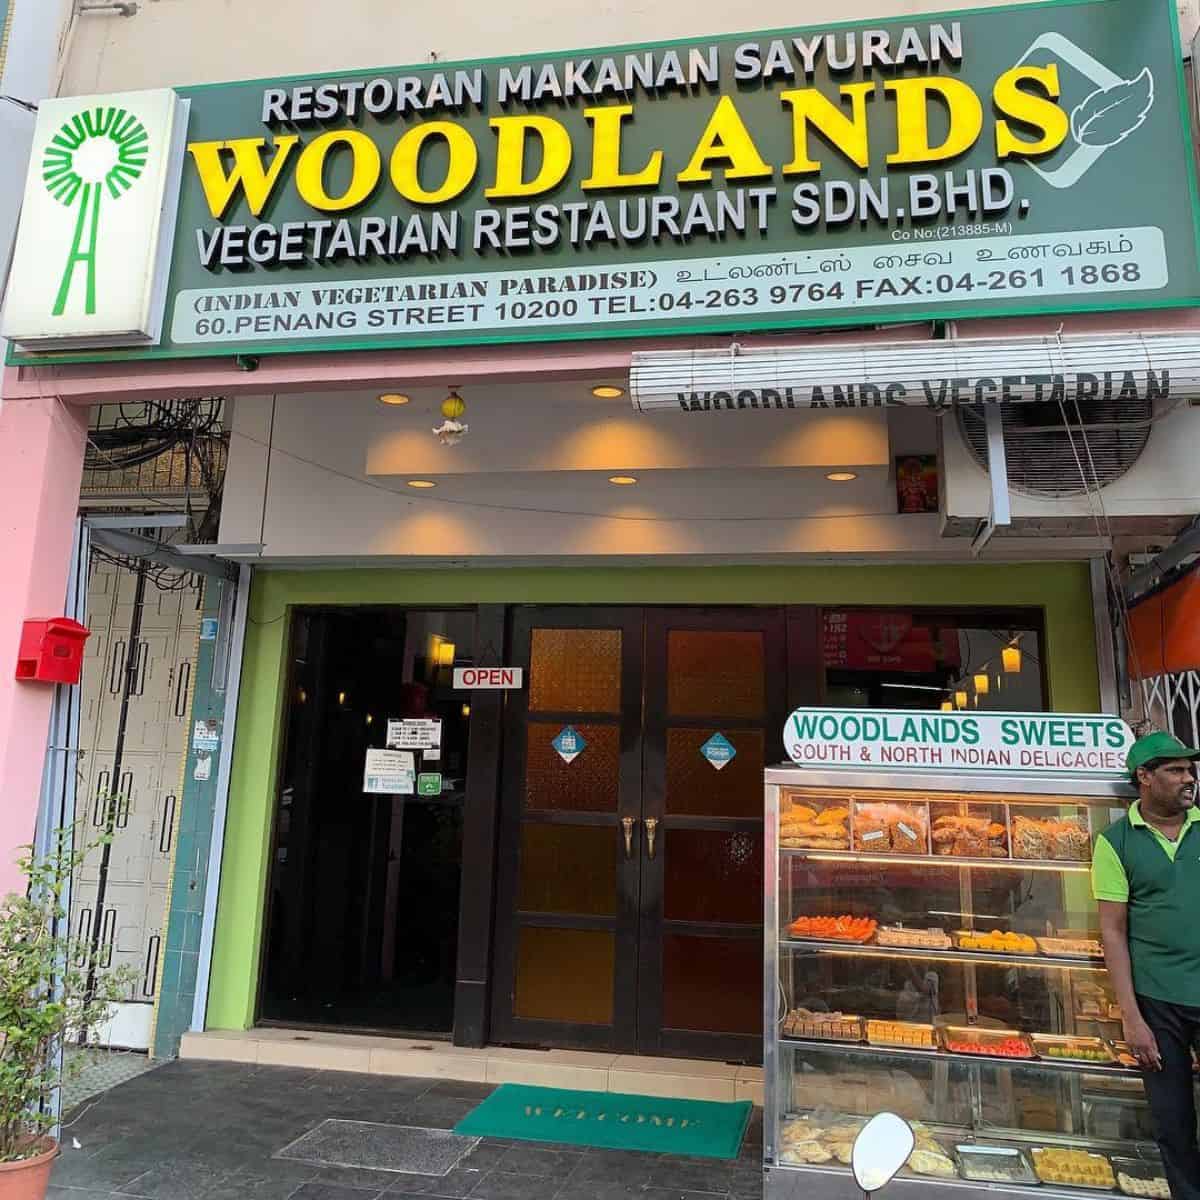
[763,765,1166,1200]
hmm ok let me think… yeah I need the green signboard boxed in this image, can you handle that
[11,0,1200,365]
[416,773,443,797]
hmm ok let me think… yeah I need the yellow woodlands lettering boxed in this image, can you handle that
[677,95,772,183]
[780,83,873,173]
[187,73,1071,215]
[188,136,300,218]
[582,104,663,190]
[486,116,572,199]
[391,121,478,204]
[294,130,380,210]
[885,77,983,164]
[993,64,1070,158]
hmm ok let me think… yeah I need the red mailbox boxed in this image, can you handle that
[16,618,91,684]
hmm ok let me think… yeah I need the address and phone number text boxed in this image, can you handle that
[171,225,1167,345]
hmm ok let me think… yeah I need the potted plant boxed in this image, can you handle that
[0,828,132,1200]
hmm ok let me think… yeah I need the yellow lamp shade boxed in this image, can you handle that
[940,700,953,712]
[954,691,968,709]
[974,673,990,695]
[441,390,466,420]
[1002,645,1022,673]
[435,640,456,666]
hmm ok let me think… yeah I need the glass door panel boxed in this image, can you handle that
[666,727,765,818]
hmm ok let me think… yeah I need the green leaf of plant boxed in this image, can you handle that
[1070,68,1154,149]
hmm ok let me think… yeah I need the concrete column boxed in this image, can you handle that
[0,395,87,898]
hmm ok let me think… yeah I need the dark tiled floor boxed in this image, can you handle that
[52,1060,765,1200]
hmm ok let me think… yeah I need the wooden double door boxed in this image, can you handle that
[491,606,792,1063]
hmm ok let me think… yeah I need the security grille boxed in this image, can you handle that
[1140,670,1200,748]
[957,397,1151,498]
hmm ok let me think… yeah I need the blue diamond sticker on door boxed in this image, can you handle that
[552,725,586,765]
[701,732,736,771]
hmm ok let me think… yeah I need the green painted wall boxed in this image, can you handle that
[206,561,1100,1031]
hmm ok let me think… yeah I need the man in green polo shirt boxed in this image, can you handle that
[1094,731,1200,1200]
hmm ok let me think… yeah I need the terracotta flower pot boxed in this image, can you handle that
[0,1139,58,1200]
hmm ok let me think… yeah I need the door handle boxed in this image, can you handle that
[644,817,659,860]
[621,816,635,860]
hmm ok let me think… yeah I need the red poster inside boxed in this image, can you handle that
[824,611,962,674]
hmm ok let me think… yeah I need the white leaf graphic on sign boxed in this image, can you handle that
[1070,67,1154,149]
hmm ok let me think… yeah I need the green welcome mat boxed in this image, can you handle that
[453,1084,752,1159]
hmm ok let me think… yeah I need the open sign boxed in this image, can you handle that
[453,667,524,690]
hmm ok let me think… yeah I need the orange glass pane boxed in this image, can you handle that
[515,927,614,1025]
[667,630,764,718]
[529,629,621,713]
[662,933,762,1036]
[666,728,764,818]
[518,824,617,917]
[525,723,619,812]
[664,829,763,925]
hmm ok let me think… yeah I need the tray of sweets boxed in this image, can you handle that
[1030,1033,1116,1064]
[787,915,877,943]
[1031,1147,1116,1190]
[939,1026,1036,1060]
[779,793,850,850]
[1010,809,1092,862]
[1112,1157,1171,1198]
[865,1020,938,1051]
[930,803,1009,859]
[955,1145,1041,1186]
[1107,1041,1140,1069]
[1037,934,1104,959]
[875,925,952,950]
[952,929,1039,955]
[852,799,929,855]
[782,1007,863,1043]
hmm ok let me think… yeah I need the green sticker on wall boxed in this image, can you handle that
[417,773,443,797]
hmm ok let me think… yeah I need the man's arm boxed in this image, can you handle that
[1098,900,1161,1070]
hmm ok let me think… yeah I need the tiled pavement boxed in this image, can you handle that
[52,1060,765,1200]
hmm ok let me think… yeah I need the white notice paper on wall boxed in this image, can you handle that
[363,749,415,794]
[386,718,442,750]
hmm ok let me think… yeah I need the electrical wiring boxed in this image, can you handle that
[83,398,229,541]
[89,544,197,594]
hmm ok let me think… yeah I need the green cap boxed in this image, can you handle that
[1127,730,1200,774]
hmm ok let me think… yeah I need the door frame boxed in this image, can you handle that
[489,606,645,1052]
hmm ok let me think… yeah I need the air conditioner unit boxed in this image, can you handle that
[941,391,1200,539]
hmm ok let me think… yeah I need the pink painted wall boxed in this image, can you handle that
[0,396,87,898]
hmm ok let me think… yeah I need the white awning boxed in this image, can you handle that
[629,332,1200,413]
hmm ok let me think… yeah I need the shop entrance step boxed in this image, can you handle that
[179,1028,764,1105]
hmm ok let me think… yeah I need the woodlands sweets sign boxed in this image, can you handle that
[4,0,1199,361]
[784,707,1136,775]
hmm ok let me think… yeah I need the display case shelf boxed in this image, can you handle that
[780,1036,1137,1078]
[780,847,1092,873]
[779,937,1105,971]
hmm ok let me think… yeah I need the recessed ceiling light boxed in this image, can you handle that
[826,471,858,482]
[378,392,411,406]
[406,479,437,489]
[608,475,638,485]
[592,384,625,398]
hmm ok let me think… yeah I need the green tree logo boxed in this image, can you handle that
[42,106,148,317]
